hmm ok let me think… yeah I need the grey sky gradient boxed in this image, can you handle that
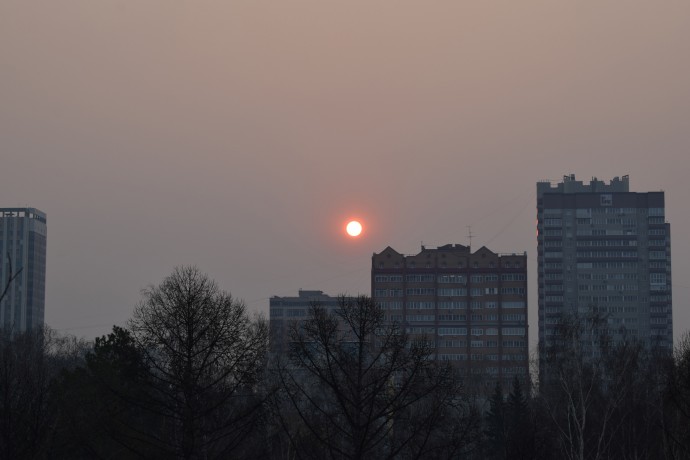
[2,1,689,350]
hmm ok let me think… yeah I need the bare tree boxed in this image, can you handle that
[538,309,664,460]
[0,252,21,305]
[0,326,89,459]
[272,295,479,460]
[128,266,269,459]
[664,332,690,458]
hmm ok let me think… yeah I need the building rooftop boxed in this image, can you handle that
[537,174,630,196]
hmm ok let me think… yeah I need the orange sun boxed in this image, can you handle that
[346,220,363,237]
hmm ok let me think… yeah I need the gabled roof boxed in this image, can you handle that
[374,246,402,257]
[473,246,497,257]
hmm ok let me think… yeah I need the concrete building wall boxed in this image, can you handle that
[537,175,672,354]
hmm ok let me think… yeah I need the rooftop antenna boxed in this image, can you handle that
[467,225,474,251]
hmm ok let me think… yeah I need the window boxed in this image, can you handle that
[438,288,467,296]
[406,315,435,322]
[438,327,467,336]
[375,274,403,283]
[502,314,526,321]
[502,301,525,309]
[502,354,527,361]
[502,327,526,336]
[438,314,466,321]
[407,301,435,309]
[438,301,467,309]
[406,274,435,282]
[379,301,402,309]
[439,354,467,361]
[438,274,466,284]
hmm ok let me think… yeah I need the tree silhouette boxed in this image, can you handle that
[128,266,269,459]
[273,295,479,460]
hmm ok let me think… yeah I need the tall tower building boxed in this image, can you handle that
[537,175,672,353]
[372,244,529,389]
[0,208,47,332]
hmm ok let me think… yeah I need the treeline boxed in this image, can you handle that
[1,266,690,459]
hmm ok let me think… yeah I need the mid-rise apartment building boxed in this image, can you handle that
[537,175,672,353]
[269,290,343,355]
[372,244,529,387]
[0,208,47,333]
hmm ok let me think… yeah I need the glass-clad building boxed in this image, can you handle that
[0,208,47,332]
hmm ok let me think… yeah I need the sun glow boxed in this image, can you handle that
[346,220,363,237]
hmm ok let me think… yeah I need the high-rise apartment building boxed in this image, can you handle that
[537,175,672,353]
[372,244,529,387]
[0,208,47,332]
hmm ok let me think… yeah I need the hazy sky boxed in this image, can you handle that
[2,1,689,350]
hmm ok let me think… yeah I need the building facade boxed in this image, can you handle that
[0,208,47,332]
[371,244,529,388]
[537,175,672,353]
[269,290,343,355]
